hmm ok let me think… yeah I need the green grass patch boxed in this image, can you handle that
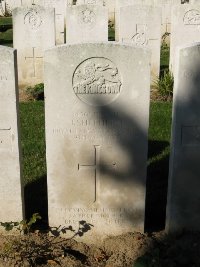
[108,27,115,41]
[160,44,170,72]
[0,17,12,26]
[149,101,172,141]
[148,101,172,165]
[19,101,46,186]
[0,16,13,46]
[0,28,13,45]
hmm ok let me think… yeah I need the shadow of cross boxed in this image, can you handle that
[78,145,116,203]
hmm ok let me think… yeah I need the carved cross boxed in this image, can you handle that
[78,145,116,203]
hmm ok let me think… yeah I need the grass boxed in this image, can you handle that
[148,101,172,164]
[0,16,13,46]
[160,44,170,73]
[0,29,13,45]
[0,17,12,26]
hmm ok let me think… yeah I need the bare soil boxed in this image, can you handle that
[0,230,199,267]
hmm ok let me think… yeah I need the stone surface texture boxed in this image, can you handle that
[115,0,157,41]
[66,5,108,42]
[13,5,55,88]
[32,0,66,44]
[119,4,161,80]
[44,42,150,244]
[0,46,23,224]
[166,43,200,232]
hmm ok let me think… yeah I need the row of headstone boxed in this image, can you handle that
[12,3,162,88]
[0,42,151,242]
[10,1,200,88]
[2,39,200,242]
[2,0,197,39]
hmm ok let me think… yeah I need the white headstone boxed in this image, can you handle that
[166,43,200,232]
[13,5,55,89]
[0,46,23,224]
[31,0,66,44]
[66,5,108,42]
[44,43,150,244]
[115,0,156,41]
[119,5,161,80]
[170,4,200,71]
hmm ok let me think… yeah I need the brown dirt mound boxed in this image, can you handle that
[0,230,199,267]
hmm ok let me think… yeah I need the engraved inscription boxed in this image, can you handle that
[181,126,200,145]
[183,9,200,25]
[79,8,96,26]
[57,207,137,226]
[52,111,134,142]
[0,128,11,150]
[78,145,116,203]
[72,58,122,106]
[24,9,43,30]
[132,24,148,46]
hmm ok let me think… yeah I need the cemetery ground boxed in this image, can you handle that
[0,17,199,267]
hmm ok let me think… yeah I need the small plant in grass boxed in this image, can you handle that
[26,83,44,101]
[0,213,42,234]
[153,70,174,101]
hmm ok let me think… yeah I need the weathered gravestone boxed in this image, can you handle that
[166,43,200,232]
[76,0,104,5]
[66,5,108,42]
[115,0,156,41]
[31,0,66,44]
[119,5,161,81]
[170,4,200,72]
[44,43,150,244]
[158,0,189,43]
[0,46,23,224]
[13,5,55,89]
